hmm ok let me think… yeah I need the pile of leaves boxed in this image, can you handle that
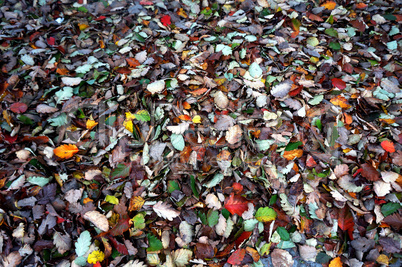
[1,0,402,266]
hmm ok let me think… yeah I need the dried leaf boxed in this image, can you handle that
[83,211,109,232]
[153,201,180,221]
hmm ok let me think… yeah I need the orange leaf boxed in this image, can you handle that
[329,257,342,267]
[126,58,140,68]
[283,149,303,160]
[178,114,192,121]
[227,249,246,265]
[54,144,79,159]
[355,3,367,9]
[381,140,395,153]
[86,119,98,130]
[330,95,351,109]
[129,196,145,211]
[321,1,337,10]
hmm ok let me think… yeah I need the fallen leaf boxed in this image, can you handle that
[227,249,246,265]
[321,1,337,10]
[224,194,249,216]
[226,125,242,144]
[329,257,342,267]
[331,78,346,90]
[381,140,395,153]
[153,201,180,221]
[10,102,28,113]
[83,210,109,232]
[283,149,303,160]
[161,15,171,27]
[53,144,79,159]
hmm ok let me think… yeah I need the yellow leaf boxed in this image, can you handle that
[126,112,136,120]
[321,1,337,10]
[124,120,133,133]
[192,115,202,124]
[78,23,89,31]
[329,257,342,267]
[330,95,351,109]
[53,144,79,159]
[177,8,188,18]
[283,149,303,160]
[86,119,98,130]
[87,250,105,264]
[376,254,389,265]
[129,196,145,211]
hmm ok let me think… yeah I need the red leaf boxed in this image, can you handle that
[10,102,28,113]
[161,15,171,26]
[338,206,354,240]
[232,182,243,194]
[109,236,129,255]
[331,78,346,90]
[93,263,101,267]
[235,231,252,247]
[95,16,106,21]
[47,37,55,46]
[227,249,246,265]
[381,140,395,153]
[2,133,18,144]
[110,216,131,236]
[224,194,249,216]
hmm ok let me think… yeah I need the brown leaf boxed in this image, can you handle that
[361,163,380,181]
[384,213,402,230]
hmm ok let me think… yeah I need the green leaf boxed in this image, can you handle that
[105,195,119,205]
[276,227,290,241]
[207,210,219,227]
[132,214,145,230]
[135,110,151,122]
[248,62,263,79]
[307,37,319,47]
[216,44,232,56]
[56,87,74,103]
[255,139,274,151]
[168,180,180,193]
[190,175,199,198]
[329,42,341,50]
[387,41,398,50]
[325,28,338,38]
[110,163,131,179]
[381,203,401,217]
[18,115,34,125]
[74,256,87,266]
[308,94,324,105]
[75,230,91,257]
[77,6,88,13]
[48,113,68,127]
[204,173,224,188]
[147,233,163,252]
[316,252,332,264]
[171,134,185,151]
[27,176,50,187]
[285,141,303,151]
[244,219,259,231]
[255,207,277,222]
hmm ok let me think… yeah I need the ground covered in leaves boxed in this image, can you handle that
[1,0,402,266]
